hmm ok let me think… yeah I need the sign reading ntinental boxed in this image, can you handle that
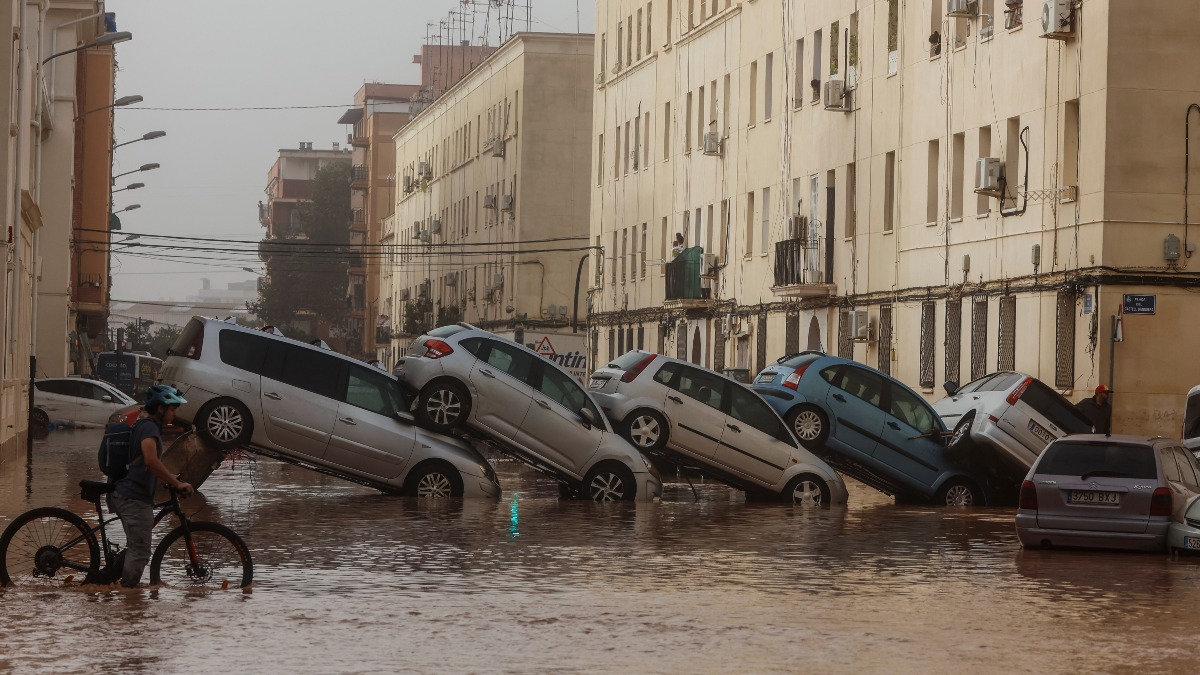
[1122,294,1156,315]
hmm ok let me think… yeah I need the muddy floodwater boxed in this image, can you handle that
[4,430,1200,673]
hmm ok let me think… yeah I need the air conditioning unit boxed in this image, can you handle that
[500,195,514,212]
[947,0,978,17]
[493,273,504,288]
[417,161,431,179]
[702,253,718,274]
[483,194,498,210]
[823,80,851,112]
[980,14,995,39]
[491,139,506,157]
[444,272,457,286]
[412,225,425,240]
[402,175,413,193]
[399,289,410,301]
[702,132,722,156]
[849,310,872,342]
[1041,0,1073,37]
[975,157,1002,195]
[720,315,733,337]
[789,215,809,239]
[427,218,442,234]
[630,149,639,170]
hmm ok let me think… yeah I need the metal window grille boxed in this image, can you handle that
[838,310,854,358]
[657,323,667,354]
[878,305,893,376]
[945,299,961,385]
[1055,290,1076,387]
[591,329,599,372]
[756,315,769,373]
[714,329,726,371]
[637,326,645,350]
[626,327,634,353]
[617,326,625,354]
[607,328,615,362]
[998,296,1016,372]
[971,297,988,380]
[676,320,688,360]
[919,301,936,388]
[785,312,800,355]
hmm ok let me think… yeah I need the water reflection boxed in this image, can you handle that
[3,430,1200,673]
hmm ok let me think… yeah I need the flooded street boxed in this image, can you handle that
[3,430,1200,673]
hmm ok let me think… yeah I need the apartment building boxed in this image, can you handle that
[383,33,593,365]
[591,0,1200,436]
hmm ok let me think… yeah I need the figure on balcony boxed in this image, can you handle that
[671,232,685,259]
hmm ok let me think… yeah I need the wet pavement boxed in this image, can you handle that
[3,429,1200,673]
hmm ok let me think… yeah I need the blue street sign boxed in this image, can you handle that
[1123,294,1156,315]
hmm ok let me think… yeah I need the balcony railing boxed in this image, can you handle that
[665,247,709,302]
[350,209,366,228]
[772,234,834,297]
[350,164,369,186]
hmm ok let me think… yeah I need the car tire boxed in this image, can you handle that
[417,381,471,432]
[622,409,669,452]
[30,408,49,430]
[405,462,464,498]
[937,478,982,507]
[944,414,975,462]
[582,463,637,502]
[787,405,829,451]
[196,398,252,451]
[782,473,831,506]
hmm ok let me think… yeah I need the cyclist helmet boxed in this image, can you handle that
[144,384,187,409]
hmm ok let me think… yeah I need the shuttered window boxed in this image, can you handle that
[971,297,988,380]
[838,310,854,358]
[945,299,961,385]
[919,301,936,388]
[785,312,800,355]
[756,315,769,373]
[998,296,1016,371]
[1055,290,1076,387]
[878,305,893,376]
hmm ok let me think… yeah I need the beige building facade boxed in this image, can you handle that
[590,0,1200,436]
[382,33,594,366]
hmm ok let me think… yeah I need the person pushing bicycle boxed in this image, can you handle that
[108,384,194,588]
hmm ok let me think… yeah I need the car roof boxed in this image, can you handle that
[191,315,400,378]
[425,325,580,375]
[1048,434,1180,448]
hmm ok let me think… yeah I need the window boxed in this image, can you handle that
[611,232,618,284]
[748,60,758,125]
[624,121,631,174]
[837,366,884,408]
[646,2,653,51]
[763,52,773,121]
[641,223,648,277]
[719,199,729,261]
[878,305,893,376]
[838,311,853,358]
[1055,289,1075,388]
[945,299,962,385]
[459,337,488,357]
[596,133,604,184]
[1064,99,1080,190]
[930,0,943,56]
[617,22,624,69]
[845,163,857,238]
[666,0,672,42]
[829,21,839,76]
[951,132,965,220]
[485,340,535,382]
[761,186,771,253]
[889,384,936,433]
[729,386,793,445]
[848,12,859,85]
[998,295,1016,371]
[971,297,988,381]
[794,38,805,108]
[600,33,607,78]
[887,0,899,74]
[660,216,669,274]
[1039,442,1157,480]
[344,365,405,417]
[884,151,896,232]
[697,85,705,148]
[643,111,651,166]
[219,330,270,374]
[663,101,672,159]
[1172,447,1200,489]
[920,301,936,388]
[1006,116,1021,198]
[811,30,823,100]
[927,139,940,224]
[621,228,628,282]
[538,365,589,414]
[685,92,693,151]
[676,365,727,410]
[1019,379,1093,434]
[745,190,756,255]
[636,9,643,59]
[722,74,731,137]
[978,125,992,215]
[262,344,345,400]
[633,116,640,170]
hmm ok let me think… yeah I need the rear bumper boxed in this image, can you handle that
[1016,513,1169,552]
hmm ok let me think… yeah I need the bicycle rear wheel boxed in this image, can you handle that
[0,507,100,588]
[149,521,253,589]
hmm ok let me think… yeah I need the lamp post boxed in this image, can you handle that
[113,130,165,150]
[111,204,141,216]
[111,182,144,194]
[41,30,132,66]
[112,163,159,182]
[75,94,142,122]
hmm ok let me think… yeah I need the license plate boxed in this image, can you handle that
[1028,420,1055,444]
[1185,537,1200,551]
[755,372,776,384]
[1067,490,1121,505]
[588,378,604,389]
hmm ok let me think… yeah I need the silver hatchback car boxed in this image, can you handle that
[394,324,662,502]
[587,351,848,506]
[1016,435,1200,551]
[162,317,501,499]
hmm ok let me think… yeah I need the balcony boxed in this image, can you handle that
[664,247,712,310]
[350,208,367,230]
[350,165,369,190]
[258,203,269,227]
[350,135,370,148]
[771,234,836,298]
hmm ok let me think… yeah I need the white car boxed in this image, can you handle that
[395,324,663,503]
[933,372,1093,472]
[33,377,139,428]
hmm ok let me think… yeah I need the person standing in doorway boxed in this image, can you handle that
[1076,384,1113,435]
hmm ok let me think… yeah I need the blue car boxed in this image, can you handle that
[752,352,993,506]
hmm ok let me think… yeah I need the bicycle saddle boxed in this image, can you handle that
[79,479,116,502]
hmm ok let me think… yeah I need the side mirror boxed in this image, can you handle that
[101,395,112,402]
[942,381,959,396]
[579,408,596,429]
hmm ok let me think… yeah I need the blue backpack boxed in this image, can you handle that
[98,418,151,482]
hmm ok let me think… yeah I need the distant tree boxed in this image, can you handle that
[403,296,433,336]
[147,325,182,360]
[249,162,351,339]
[436,303,462,326]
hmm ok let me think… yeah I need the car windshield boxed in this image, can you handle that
[778,353,823,369]
[607,351,651,370]
[1037,442,1158,480]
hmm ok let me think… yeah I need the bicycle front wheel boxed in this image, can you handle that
[0,507,100,588]
[150,521,253,589]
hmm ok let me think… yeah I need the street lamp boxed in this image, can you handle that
[113,130,166,150]
[41,31,132,66]
[75,94,142,121]
[111,204,141,215]
[112,163,159,182]
[112,182,144,193]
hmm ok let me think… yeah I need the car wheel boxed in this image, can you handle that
[622,409,669,452]
[937,478,982,507]
[787,405,829,451]
[582,463,637,502]
[196,399,252,450]
[418,381,470,432]
[405,462,464,498]
[944,414,975,461]
[30,408,49,430]
[783,473,831,506]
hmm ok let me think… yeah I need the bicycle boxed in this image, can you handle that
[0,479,253,590]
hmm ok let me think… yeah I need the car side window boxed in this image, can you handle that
[837,366,883,408]
[62,380,90,399]
[219,330,270,374]
[459,337,488,358]
[262,344,346,400]
[888,384,936,433]
[344,365,404,417]
[653,362,684,388]
[88,383,113,401]
[819,365,843,386]
[537,365,586,411]
[484,341,535,382]
[35,380,66,395]
[1019,379,1092,434]
[729,386,794,445]
[1169,447,1200,489]
[956,374,996,394]
[676,366,727,411]
[1159,448,1185,483]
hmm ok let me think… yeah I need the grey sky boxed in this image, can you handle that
[107,0,594,304]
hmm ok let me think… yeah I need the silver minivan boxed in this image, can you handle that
[162,317,501,499]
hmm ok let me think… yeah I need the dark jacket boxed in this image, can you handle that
[1075,397,1112,435]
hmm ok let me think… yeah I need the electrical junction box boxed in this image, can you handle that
[1165,234,1181,261]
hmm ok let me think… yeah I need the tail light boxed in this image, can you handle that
[620,353,658,383]
[422,339,454,359]
[782,363,812,391]
[1150,487,1173,517]
[1006,377,1033,405]
[1018,480,1038,510]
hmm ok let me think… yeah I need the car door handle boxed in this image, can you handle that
[832,393,846,402]
[726,423,741,433]
[264,392,282,400]
[887,421,901,430]
[536,400,551,409]
[667,395,683,404]
[339,417,357,425]
[479,368,496,378]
